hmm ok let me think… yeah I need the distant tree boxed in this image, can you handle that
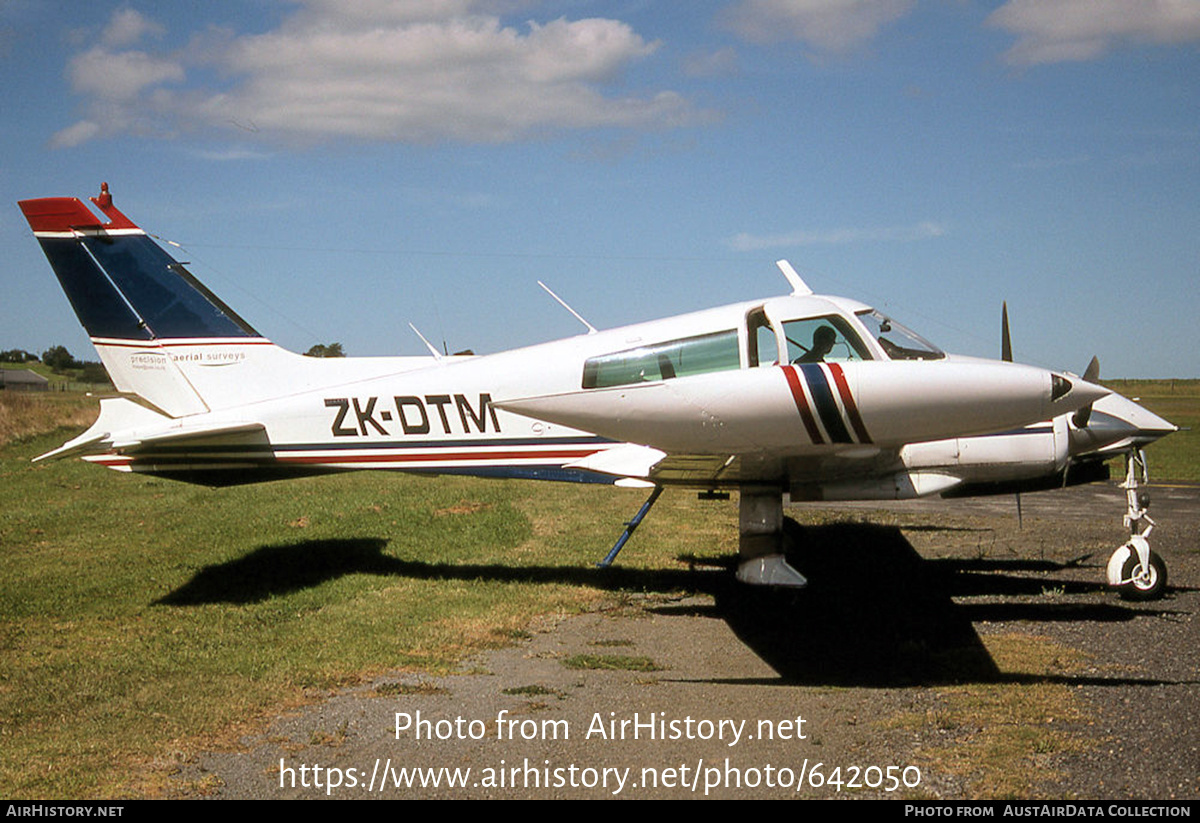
[42,345,80,372]
[80,361,112,385]
[0,349,37,363]
[304,343,346,358]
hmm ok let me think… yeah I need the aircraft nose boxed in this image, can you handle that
[1068,393,1177,456]
[1115,403,1178,445]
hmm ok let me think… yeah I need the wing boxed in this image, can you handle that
[565,442,960,500]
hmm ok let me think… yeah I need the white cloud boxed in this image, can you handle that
[988,0,1200,65]
[100,7,165,48]
[53,2,698,147]
[722,0,916,52]
[191,146,273,162]
[49,119,100,149]
[728,220,946,250]
[67,47,184,101]
[683,46,739,77]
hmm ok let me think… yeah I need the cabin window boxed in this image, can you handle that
[582,329,740,389]
[781,315,872,364]
[855,310,944,360]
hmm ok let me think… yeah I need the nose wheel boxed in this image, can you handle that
[1106,449,1168,601]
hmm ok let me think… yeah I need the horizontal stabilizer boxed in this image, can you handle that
[109,421,266,452]
[34,396,168,462]
[35,429,112,463]
[35,395,266,463]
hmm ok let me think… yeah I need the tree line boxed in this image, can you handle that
[2,346,110,385]
[1,341,347,384]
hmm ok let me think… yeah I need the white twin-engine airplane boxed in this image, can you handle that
[19,185,1177,599]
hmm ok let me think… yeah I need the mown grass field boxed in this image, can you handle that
[1103,379,1199,483]
[1,382,1195,798]
[0,393,733,797]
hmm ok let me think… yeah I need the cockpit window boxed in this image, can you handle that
[582,329,740,389]
[856,309,945,360]
[781,315,872,364]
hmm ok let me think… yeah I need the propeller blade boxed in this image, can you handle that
[1001,301,1013,362]
[1073,356,1099,427]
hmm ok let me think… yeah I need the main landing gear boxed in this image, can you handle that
[734,486,807,588]
[598,485,807,587]
[1106,449,1168,601]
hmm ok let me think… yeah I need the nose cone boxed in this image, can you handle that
[1068,392,1177,458]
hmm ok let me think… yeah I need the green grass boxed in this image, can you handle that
[561,654,662,672]
[373,682,450,697]
[501,684,567,698]
[0,425,729,798]
[1104,380,1200,483]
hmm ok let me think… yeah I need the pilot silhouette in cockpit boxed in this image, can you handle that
[795,325,836,364]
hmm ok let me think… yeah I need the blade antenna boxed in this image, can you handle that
[776,260,813,296]
[538,281,597,334]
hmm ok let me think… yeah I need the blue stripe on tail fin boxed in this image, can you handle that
[20,186,259,341]
[36,234,259,341]
[36,237,153,341]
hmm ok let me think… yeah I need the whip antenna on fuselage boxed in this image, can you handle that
[408,323,444,360]
[538,280,597,334]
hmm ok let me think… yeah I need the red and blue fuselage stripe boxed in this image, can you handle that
[781,365,824,444]
[825,363,872,444]
[782,364,873,446]
[798,363,852,444]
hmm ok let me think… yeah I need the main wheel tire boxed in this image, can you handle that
[1118,550,1168,601]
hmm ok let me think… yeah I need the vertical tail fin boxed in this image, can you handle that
[19,184,270,417]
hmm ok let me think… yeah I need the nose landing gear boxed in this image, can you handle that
[1106,449,1168,601]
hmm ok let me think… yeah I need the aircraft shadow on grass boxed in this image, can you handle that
[155,519,1186,688]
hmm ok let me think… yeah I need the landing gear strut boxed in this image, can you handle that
[735,487,807,587]
[598,485,807,587]
[597,486,663,568]
[1106,449,1168,600]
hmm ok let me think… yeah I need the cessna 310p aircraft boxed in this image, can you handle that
[18,185,1177,599]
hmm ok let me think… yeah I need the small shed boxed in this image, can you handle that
[0,369,50,391]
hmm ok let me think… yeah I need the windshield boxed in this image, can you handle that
[780,314,872,364]
[856,310,944,360]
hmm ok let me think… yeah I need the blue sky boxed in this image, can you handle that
[2,0,1197,376]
